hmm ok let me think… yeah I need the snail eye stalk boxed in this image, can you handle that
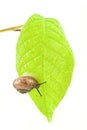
[36,88,42,96]
[36,81,46,96]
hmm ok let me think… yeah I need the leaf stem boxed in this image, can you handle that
[0,25,23,32]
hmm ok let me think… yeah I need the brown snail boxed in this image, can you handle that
[13,76,46,96]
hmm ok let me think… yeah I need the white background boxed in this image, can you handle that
[0,0,87,130]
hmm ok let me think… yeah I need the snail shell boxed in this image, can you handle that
[13,76,46,96]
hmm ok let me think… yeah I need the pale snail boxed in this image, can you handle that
[13,76,46,96]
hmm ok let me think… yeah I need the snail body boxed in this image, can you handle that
[13,76,46,96]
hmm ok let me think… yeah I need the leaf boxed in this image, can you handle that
[16,14,74,121]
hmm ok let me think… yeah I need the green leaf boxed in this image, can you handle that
[16,14,74,121]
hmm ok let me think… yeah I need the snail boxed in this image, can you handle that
[13,76,46,96]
